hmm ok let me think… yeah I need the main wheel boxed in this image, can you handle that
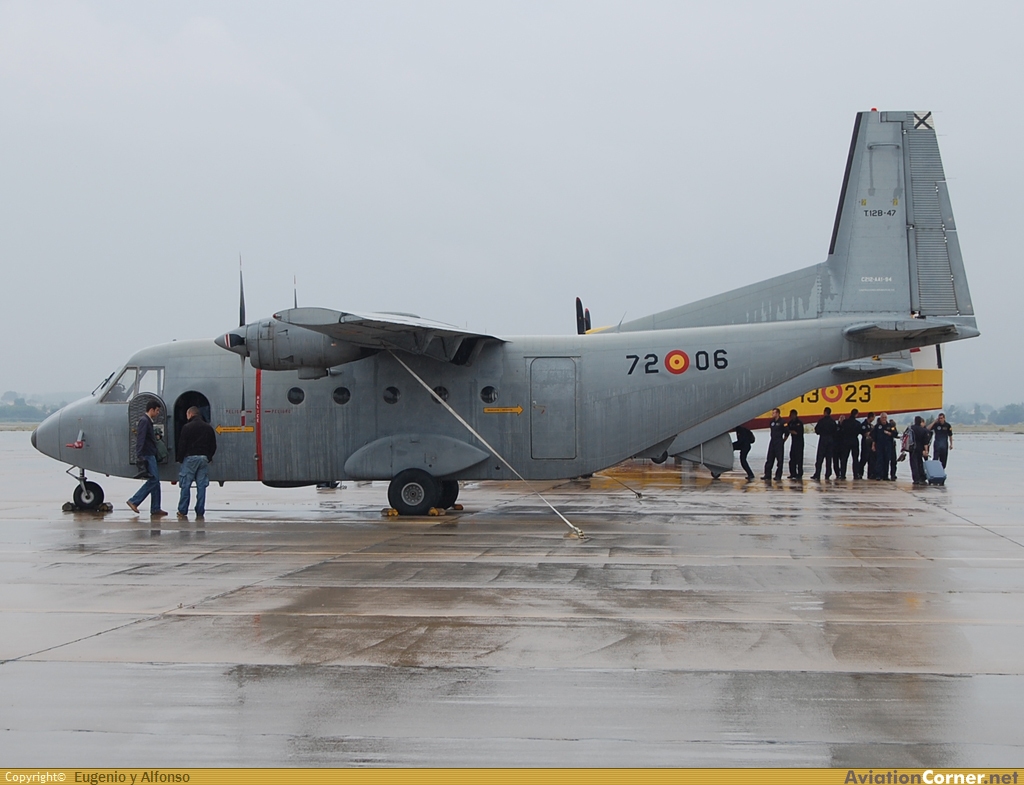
[439,480,460,509]
[388,469,440,516]
[73,481,104,510]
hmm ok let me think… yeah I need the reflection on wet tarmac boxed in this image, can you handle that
[1,431,1023,766]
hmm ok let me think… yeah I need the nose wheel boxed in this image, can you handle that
[66,467,105,511]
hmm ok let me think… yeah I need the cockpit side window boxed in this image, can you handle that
[100,366,164,403]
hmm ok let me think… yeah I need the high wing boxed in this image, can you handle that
[273,306,504,364]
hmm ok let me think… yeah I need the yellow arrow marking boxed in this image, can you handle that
[215,425,255,434]
[483,405,523,415]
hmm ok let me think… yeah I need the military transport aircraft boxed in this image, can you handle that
[32,109,978,519]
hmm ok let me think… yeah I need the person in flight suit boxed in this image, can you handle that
[786,409,804,480]
[909,415,932,485]
[733,425,756,480]
[836,408,861,480]
[929,413,954,468]
[762,408,786,482]
[811,407,838,480]
[860,412,876,479]
[872,413,899,481]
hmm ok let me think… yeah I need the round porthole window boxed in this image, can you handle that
[480,386,498,404]
[432,386,449,404]
[287,387,305,405]
[383,386,400,404]
[333,387,351,405]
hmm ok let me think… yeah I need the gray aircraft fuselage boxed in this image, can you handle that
[33,315,956,486]
[31,109,980,511]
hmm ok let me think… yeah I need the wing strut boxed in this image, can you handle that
[388,351,586,539]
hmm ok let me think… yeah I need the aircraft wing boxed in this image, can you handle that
[273,307,503,363]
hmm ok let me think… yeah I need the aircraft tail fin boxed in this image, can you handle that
[618,110,975,332]
[825,110,973,318]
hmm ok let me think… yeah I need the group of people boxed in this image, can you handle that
[126,401,218,519]
[733,409,953,485]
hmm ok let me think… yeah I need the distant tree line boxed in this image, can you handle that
[943,402,1024,426]
[0,392,62,422]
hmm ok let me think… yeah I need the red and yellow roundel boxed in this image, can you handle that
[822,385,843,403]
[665,350,690,374]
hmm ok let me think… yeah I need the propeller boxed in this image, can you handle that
[237,256,247,414]
[293,275,298,309]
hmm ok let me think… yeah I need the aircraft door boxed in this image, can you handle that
[173,392,212,451]
[530,357,577,460]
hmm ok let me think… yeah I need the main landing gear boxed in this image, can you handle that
[64,467,108,512]
[386,470,461,516]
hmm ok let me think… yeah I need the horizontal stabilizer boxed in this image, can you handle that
[830,359,913,375]
[843,319,979,344]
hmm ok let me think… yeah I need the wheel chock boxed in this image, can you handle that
[451,504,464,511]
[381,507,400,517]
[428,507,446,516]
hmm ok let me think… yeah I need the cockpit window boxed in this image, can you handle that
[101,366,164,403]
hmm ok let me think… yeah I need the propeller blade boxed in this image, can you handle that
[575,297,586,335]
[584,308,592,332]
[239,255,246,327]
[293,275,298,309]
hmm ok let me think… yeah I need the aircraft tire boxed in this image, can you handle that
[388,469,440,516]
[439,480,460,509]
[73,481,105,511]
[651,452,668,464]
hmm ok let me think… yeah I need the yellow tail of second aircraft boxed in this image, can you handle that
[747,346,943,428]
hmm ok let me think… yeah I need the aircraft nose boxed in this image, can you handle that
[32,410,62,460]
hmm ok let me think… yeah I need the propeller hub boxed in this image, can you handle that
[214,329,248,356]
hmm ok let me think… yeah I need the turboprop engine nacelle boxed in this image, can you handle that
[215,319,373,379]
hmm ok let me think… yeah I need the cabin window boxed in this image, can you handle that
[480,386,498,404]
[332,387,351,405]
[287,387,305,405]
[383,386,400,405]
[101,366,164,403]
[432,386,449,404]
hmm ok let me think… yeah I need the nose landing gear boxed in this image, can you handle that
[65,467,108,512]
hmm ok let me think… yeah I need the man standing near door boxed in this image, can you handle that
[175,406,217,520]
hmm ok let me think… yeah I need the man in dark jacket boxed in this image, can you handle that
[836,408,862,480]
[811,407,837,480]
[929,413,954,468]
[872,413,898,480]
[786,409,804,479]
[733,425,756,480]
[127,401,166,516]
[762,408,786,482]
[909,415,932,485]
[860,413,876,479]
[176,406,218,520]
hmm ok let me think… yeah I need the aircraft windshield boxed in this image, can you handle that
[100,366,164,403]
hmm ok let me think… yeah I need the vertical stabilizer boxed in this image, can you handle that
[825,110,973,317]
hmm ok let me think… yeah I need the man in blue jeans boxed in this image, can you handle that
[175,406,217,520]
[127,401,167,517]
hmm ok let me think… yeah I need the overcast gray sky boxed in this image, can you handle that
[1,1,1018,404]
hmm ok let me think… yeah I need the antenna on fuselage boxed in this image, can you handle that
[293,275,298,309]
[238,255,247,413]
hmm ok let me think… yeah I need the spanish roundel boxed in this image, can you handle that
[822,385,843,403]
[664,350,689,374]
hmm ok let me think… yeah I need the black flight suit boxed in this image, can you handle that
[837,416,862,479]
[873,420,898,480]
[812,414,838,479]
[763,416,786,481]
[733,426,755,479]
[786,416,804,479]
[930,421,953,468]
[909,423,932,484]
